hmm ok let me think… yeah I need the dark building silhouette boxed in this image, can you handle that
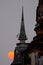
[18,7,27,41]
[11,0,43,65]
[11,7,30,65]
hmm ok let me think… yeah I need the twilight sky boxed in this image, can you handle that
[0,0,38,65]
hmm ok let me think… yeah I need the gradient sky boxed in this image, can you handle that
[0,0,38,65]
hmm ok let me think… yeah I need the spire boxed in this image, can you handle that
[22,7,24,21]
[39,0,43,5]
[18,7,27,41]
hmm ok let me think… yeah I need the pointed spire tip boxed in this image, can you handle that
[22,6,24,21]
[18,7,27,40]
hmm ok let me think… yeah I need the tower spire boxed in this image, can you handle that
[18,7,27,41]
[22,6,24,21]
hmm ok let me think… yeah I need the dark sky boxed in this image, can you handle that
[0,0,38,65]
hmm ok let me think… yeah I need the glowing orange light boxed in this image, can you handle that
[8,51,14,59]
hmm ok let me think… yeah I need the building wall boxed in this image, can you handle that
[29,52,43,65]
[29,53,35,65]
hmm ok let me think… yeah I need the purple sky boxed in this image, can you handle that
[0,0,38,65]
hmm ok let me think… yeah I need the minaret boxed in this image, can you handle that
[18,7,27,42]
